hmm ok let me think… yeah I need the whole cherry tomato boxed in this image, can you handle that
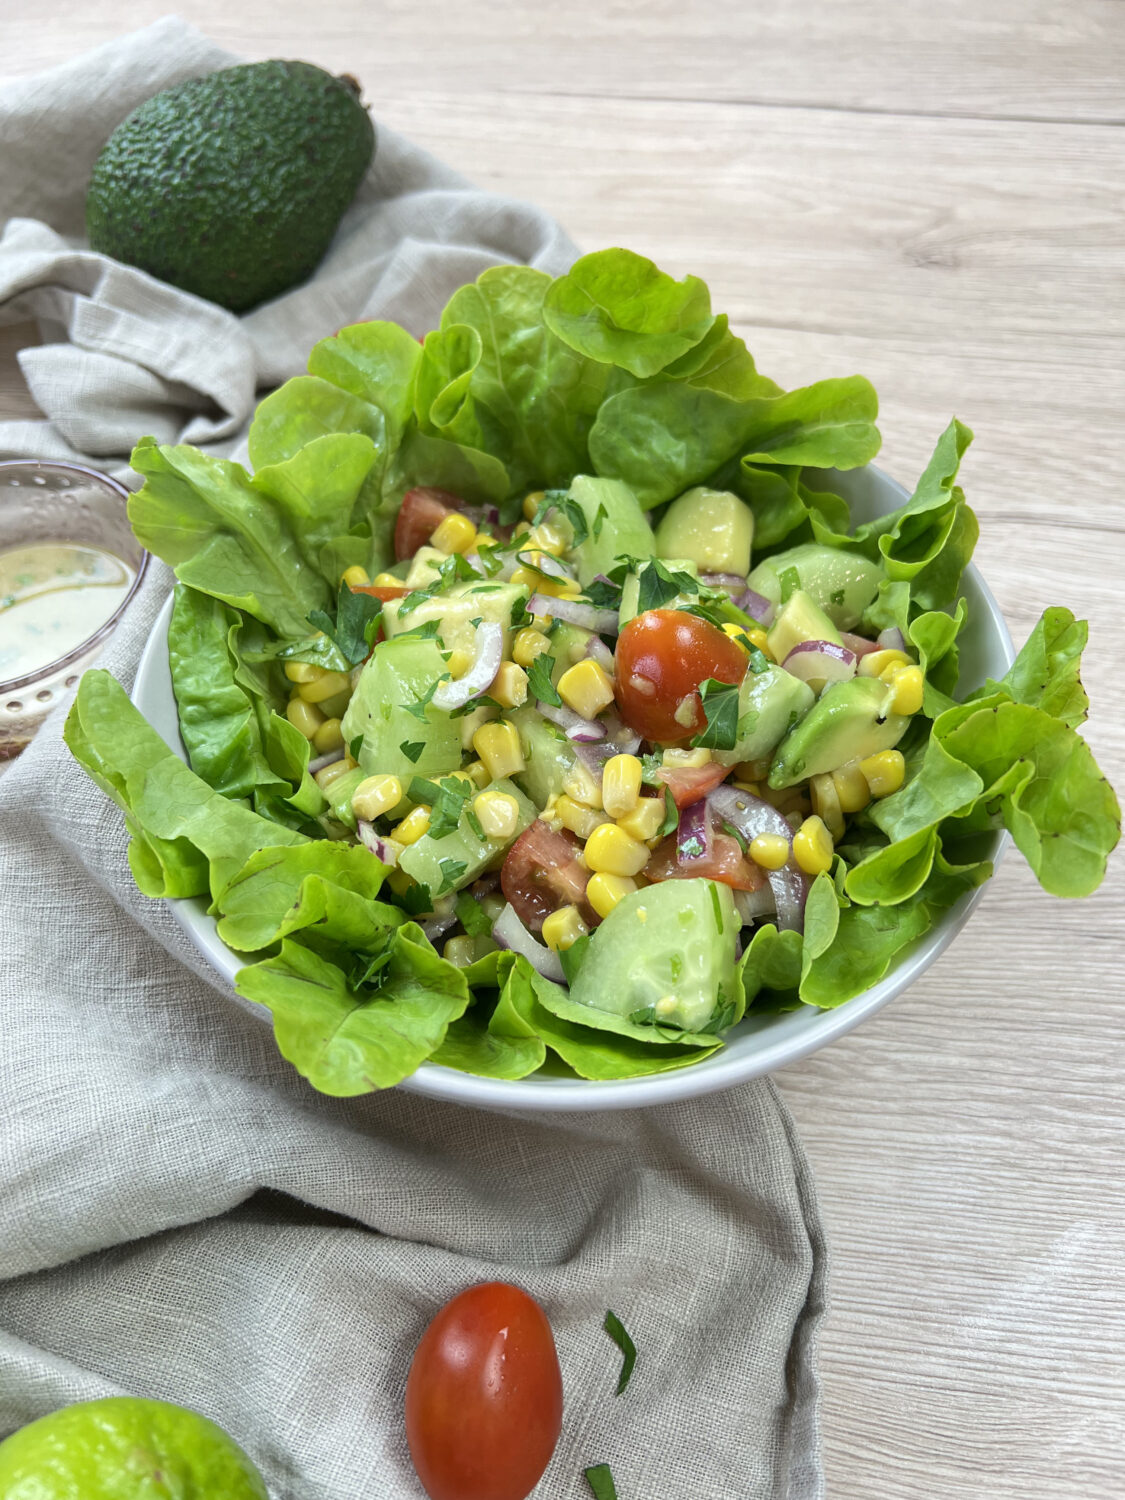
[405,1281,563,1500]
[394,486,463,560]
[614,609,747,743]
[501,822,597,932]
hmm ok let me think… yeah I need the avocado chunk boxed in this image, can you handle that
[749,543,882,630]
[341,636,461,786]
[511,706,576,807]
[569,878,739,1034]
[655,487,755,576]
[382,579,528,656]
[768,675,909,788]
[399,778,536,898]
[566,476,655,586]
[766,589,845,667]
[713,664,816,768]
[86,61,375,313]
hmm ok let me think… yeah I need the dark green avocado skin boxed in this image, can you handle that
[86,60,375,313]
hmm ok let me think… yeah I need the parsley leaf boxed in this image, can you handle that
[397,589,432,617]
[691,678,741,751]
[393,619,441,642]
[510,595,533,631]
[830,587,846,606]
[640,753,664,787]
[659,786,679,836]
[559,933,590,986]
[455,891,491,937]
[408,775,472,840]
[526,653,562,707]
[475,543,504,578]
[436,552,477,589]
[403,677,450,722]
[636,558,699,613]
[348,734,364,761]
[585,574,624,609]
[746,645,771,675]
[584,1465,618,1500]
[307,582,383,667]
[592,501,608,540]
[603,1310,637,1396]
[399,740,425,763]
[777,566,800,603]
[436,858,468,895]
[400,882,433,916]
[533,489,587,547]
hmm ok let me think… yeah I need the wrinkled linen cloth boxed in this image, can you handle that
[0,21,827,1499]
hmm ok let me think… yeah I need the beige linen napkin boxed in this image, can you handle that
[0,21,826,1498]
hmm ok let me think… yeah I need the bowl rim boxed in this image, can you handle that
[0,459,150,694]
[132,461,1017,1112]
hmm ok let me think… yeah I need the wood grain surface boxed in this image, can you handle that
[2,5,1122,1496]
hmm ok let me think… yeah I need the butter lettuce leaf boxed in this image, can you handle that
[969,605,1089,727]
[215,842,400,954]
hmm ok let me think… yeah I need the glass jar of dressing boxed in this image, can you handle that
[0,461,148,761]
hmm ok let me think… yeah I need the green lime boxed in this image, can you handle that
[0,1397,269,1499]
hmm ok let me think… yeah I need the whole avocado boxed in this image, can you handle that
[86,60,375,313]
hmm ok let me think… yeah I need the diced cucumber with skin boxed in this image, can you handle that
[569,878,739,1034]
[512,705,575,807]
[713,665,816,768]
[768,675,909,788]
[765,589,844,664]
[324,767,366,829]
[546,621,594,686]
[398,778,536,897]
[566,475,656,586]
[617,558,700,633]
[655,486,755,576]
[341,636,462,786]
[748,543,883,630]
[382,579,528,657]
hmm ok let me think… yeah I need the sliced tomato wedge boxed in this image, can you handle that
[394,486,464,561]
[645,831,766,892]
[501,821,597,933]
[656,761,730,809]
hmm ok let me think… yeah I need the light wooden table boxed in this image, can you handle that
[3,6,1123,1496]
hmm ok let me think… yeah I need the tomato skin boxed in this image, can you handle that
[405,1282,563,1500]
[656,761,730,809]
[646,831,766,892]
[502,822,597,932]
[350,583,408,602]
[394,487,464,560]
[614,610,747,743]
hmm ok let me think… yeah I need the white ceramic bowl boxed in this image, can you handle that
[133,462,1015,1111]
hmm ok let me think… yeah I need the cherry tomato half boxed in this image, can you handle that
[394,486,463,560]
[501,822,596,933]
[645,831,767,892]
[614,609,747,744]
[405,1281,563,1500]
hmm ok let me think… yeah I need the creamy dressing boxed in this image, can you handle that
[0,543,134,680]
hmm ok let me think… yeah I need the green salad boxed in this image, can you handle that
[66,249,1120,1093]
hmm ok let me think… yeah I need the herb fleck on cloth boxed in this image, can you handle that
[0,21,826,1499]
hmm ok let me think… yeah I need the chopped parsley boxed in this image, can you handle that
[408,775,472,840]
[659,786,679,836]
[465,804,486,841]
[746,645,771,675]
[475,543,504,577]
[533,489,587,547]
[691,678,741,751]
[306,582,383,666]
[585,573,624,609]
[396,588,432,617]
[400,882,433,917]
[348,734,364,761]
[526,653,562,707]
[399,740,425,763]
[636,558,700,613]
[435,552,477,588]
[830,587,846,607]
[455,891,491,937]
[436,858,468,895]
[584,1465,618,1500]
[603,1310,637,1395]
[640,753,664,787]
[777,565,800,603]
[592,501,608,539]
[392,618,442,642]
[509,595,533,631]
[403,676,450,722]
[709,880,724,933]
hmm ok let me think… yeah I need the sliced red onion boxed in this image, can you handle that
[538,700,607,742]
[357,819,399,866]
[700,572,747,591]
[584,634,615,672]
[527,593,619,634]
[470,872,500,899]
[517,548,576,584]
[599,708,642,757]
[423,909,458,943]
[431,619,504,711]
[736,587,775,625]
[492,901,566,983]
[706,785,811,933]
[308,749,341,774]
[877,626,907,653]
[676,797,714,867]
[460,502,502,530]
[734,884,777,925]
[782,639,857,689]
[841,631,881,659]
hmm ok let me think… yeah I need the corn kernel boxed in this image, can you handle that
[342,565,371,588]
[286,696,325,739]
[662,747,712,769]
[793,815,834,876]
[394,806,431,845]
[445,647,474,678]
[312,716,345,755]
[616,797,665,843]
[462,759,490,790]
[860,749,906,799]
[887,664,924,716]
[460,703,498,751]
[352,774,403,822]
[832,760,871,814]
[858,647,911,679]
[526,610,552,633]
[584,823,650,878]
[556,794,609,840]
[539,799,564,833]
[473,719,525,780]
[490,660,529,710]
[284,660,323,684]
[722,622,753,652]
[511,566,580,600]
[522,491,545,522]
[297,669,353,705]
[512,627,552,668]
[473,790,521,841]
[442,769,478,792]
[374,571,404,589]
[749,833,790,870]
[444,935,477,968]
[387,868,415,896]
[314,758,353,791]
[746,628,773,659]
[541,904,589,952]
[430,511,478,555]
[562,759,603,810]
[809,773,845,840]
[586,872,638,919]
[557,659,615,719]
[525,521,569,556]
[601,754,643,819]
